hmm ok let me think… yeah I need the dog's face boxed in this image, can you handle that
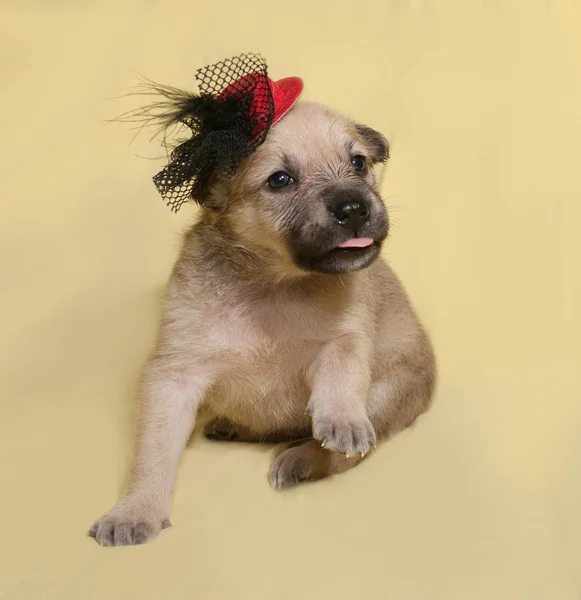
[211,102,390,276]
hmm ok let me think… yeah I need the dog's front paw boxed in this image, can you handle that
[88,501,170,547]
[312,410,376,456]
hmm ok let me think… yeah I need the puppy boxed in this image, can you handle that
[89,100,436,546]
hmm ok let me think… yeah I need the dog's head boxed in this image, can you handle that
[204,102,390,276]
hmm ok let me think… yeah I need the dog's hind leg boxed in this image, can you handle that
[268,360,435,490]
[269,439,371,489]
[203,416,311,444]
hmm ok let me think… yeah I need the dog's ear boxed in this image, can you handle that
[355,124,390,164]
[202,178,230,211]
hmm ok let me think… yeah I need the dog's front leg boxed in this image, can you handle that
[89,359,214,546]
[307,334,376,457]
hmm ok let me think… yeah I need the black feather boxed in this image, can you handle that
[121,53,275,212]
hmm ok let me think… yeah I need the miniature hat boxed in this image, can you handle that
[151,53,303,212]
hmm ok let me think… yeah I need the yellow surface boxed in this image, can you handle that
[1,1,580,598]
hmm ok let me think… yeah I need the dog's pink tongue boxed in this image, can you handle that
[339,238,374,248]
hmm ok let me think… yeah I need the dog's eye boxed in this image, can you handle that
[351,155,367,172]
[267,171,293,189]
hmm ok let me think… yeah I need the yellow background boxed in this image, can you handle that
[1,1,580,598]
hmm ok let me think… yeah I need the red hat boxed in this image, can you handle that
[217,73,303,125]
[153,53,302,212]
[268,76,304,124]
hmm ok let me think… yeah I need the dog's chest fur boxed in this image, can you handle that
[202,287,349,431]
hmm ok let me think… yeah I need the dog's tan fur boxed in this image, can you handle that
[89,102,435,546]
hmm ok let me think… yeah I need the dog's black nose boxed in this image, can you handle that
[333,200,370,230]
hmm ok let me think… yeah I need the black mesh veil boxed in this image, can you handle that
[150,53,274,212]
